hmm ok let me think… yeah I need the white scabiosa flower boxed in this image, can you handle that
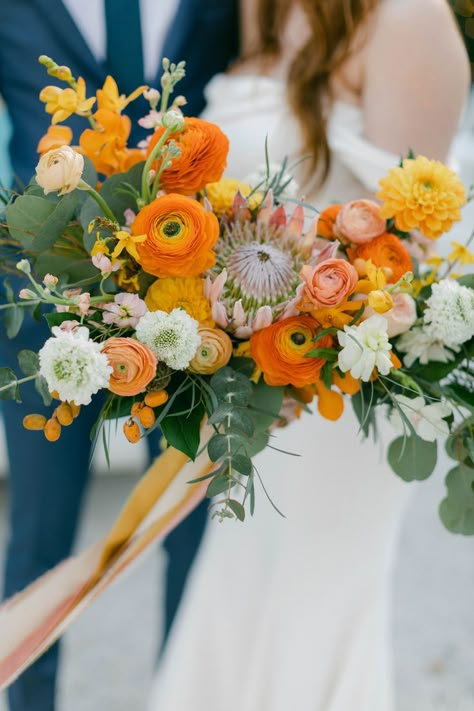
[423,280,474,349]
[135,308,201,370]
[39,327,112,405]
[337,314,393,381]
[397,326,459,368]
[390,394,452,442]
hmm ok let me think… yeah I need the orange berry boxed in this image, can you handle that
[144,390,169,408]
[51,390,61,400]
[69,402,81,418]
[23,414,47,431]
[131,401,144,417]
[55,402,74,426]
[123,418,141,444]
[138,406,156,429]
[44,418,61,442]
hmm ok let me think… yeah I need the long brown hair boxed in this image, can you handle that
[255,0,379,186]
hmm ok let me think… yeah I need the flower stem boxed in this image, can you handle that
[0,374,36,394]
[140,127,172,204]
[78,180,118,223]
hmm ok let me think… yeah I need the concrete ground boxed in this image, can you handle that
[0,457,473,711]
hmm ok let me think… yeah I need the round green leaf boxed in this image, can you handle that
[439,464,474,535]
[388,435,437,481]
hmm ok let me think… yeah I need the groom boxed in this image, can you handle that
[0,1,239,710]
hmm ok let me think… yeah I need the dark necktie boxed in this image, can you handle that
[105,0,145,95]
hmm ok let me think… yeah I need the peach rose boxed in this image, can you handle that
[300,259,358,308]
[102,338,157,396]
[188,327,233,374]
[35,145,84,196]
[335,199,386,244]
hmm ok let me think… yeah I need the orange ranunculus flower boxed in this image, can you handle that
[80,109,144,176]
[250,316,332,388]
[37,125,73,154]
[147,117,229,195]
[350,232,413,284]
[102,337,157,396]
[300,259,359,308]
[317,204,343,239]
[132,193,219,277]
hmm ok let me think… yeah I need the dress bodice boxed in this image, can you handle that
[202,74,398,206]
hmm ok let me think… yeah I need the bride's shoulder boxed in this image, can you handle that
[368,0,466,54]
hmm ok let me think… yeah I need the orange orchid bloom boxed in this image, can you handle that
[37,125,73,154]
[79,109,144,176]
[97,76,148,114]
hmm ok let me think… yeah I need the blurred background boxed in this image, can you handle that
[0,2,474,710]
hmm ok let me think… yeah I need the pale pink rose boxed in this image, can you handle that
[385,293,417,337]
[335,199,386,245]
[102,293,147,329]
[35,146,84,196]
[300,259,359,308]
[364,292,417,337]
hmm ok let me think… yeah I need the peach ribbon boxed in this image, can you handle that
[0,427,213,689]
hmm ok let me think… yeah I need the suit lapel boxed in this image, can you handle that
[31,0,105,84]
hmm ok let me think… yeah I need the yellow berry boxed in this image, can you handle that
[138,406,156,429]
[55,402,74,426]
[123,418,141,444]
[69,402,81,418]
[23,414,47,431]
[144,390,169,408]
[44,418,61,442]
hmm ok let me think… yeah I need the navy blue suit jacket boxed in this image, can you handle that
[0,0,239,186]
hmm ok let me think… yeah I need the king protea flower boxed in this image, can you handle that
[205,191,317,339]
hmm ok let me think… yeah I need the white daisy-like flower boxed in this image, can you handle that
[397,326,459,368]
[337,314,393,382]
[39,326,112,405]
[135,308,201,370]
[423,279,474,349]
[390,394,452,442]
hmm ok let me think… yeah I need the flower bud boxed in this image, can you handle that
[43,273,58,288]
[144,88,160,108]
[16,259,31,274]
[19,288,37,300]
[368,289,394,314]
[35,145,84,196]
[161,110,185,132]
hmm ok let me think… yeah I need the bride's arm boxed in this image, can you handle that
[363,0,470,160]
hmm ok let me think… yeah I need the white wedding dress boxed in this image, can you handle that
[149,75,411,711]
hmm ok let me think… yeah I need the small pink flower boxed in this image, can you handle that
[124,209,136,227]
[78,292,91,315]
[18,288,37,300]
[58,319,81,333]
[92,253,120,275]
[43,273,58,288]
[102,293,147,329]
[138,110,162,129]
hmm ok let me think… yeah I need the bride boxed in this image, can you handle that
[150,1,469,709]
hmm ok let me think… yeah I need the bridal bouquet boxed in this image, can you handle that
[1,56,473,532]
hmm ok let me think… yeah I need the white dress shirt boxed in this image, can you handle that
[62,0,178,83]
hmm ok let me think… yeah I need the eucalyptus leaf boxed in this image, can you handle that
[207,474,234,498]
[210,367,253,406]
[35,375,53,406]
[207,431,247,462]
[0,368,20,401]
[388,435,437,481]
[4,304,24,339]
[18,350,39,376]
[226,499,245,521]
[208,403,255,436]
[6,195,56,249]
[439,463,474,534]
[248,380,284,432]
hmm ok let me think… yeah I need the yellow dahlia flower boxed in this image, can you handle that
[205,177,260,218]
[377,156,466,240]
[145,277,214,326]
